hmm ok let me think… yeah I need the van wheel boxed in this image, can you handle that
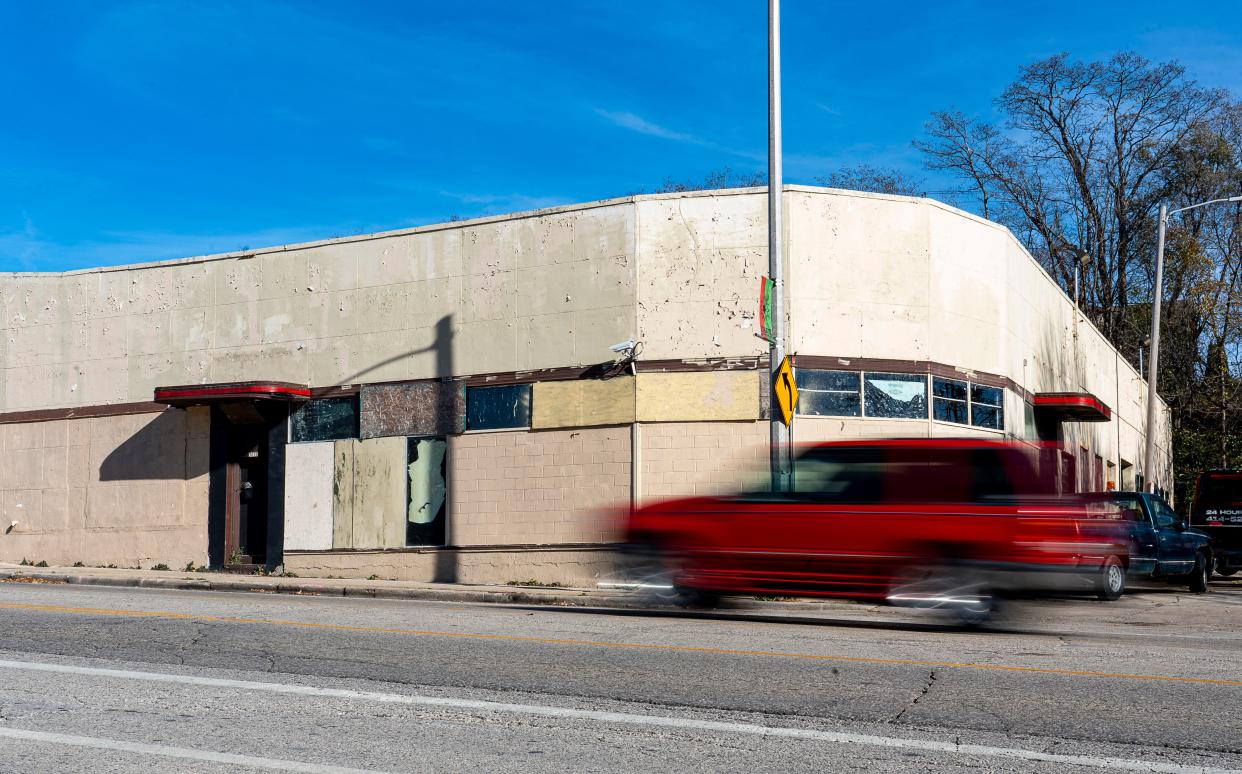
[887,562,995,625]
[626,546,718,608]
[1095,556,1126,601]
[1189,552,1211,593]
[1214,559,1237,577]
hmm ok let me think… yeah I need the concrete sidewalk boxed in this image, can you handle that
[0,562,636,608]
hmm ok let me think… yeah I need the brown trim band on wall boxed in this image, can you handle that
[792,355,1033,402]
[1,356,1036,426]
[0,401,169,426]
[285,542,620,556]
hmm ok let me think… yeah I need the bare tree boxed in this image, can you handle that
[815,164,924,197]
[915,52,1227,345]
[917,51,1242,498]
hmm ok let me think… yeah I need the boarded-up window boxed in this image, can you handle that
[466,384,531,430]
[407,437,447,546]
[290,397,358,442]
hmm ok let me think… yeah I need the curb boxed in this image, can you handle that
[0,568,639,609]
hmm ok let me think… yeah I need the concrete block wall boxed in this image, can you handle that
[638,421,768,501]
[450,427,630,545]
[0,407,209,568]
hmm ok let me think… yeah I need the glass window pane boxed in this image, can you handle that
[793,447,883,502]
[933,377,967,400]
[863,372,927,419]
[796,369,859,392]
[933,399,968,424]
[290,397,358,442]
[466,384,531,430]
[798,390,861,417]
[971,384,1003,407]
[971,404,1003,430]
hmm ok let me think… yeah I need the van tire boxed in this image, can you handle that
[1214,559,1237,577]
[626,545,719,608]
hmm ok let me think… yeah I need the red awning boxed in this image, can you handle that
[154,381,311,407]
[1032,392,1111,422]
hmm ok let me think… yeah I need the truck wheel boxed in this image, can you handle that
[1189,552,1211,593]
[1215,559,1237,577]
[1095,556,1126,601]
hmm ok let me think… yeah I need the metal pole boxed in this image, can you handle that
[1143,204,1167,493]
[768,0,789,492]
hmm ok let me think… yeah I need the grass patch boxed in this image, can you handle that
[506,579,568,588]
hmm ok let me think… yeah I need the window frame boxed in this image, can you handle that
[288,395,360,443]
[464,383,533,432]
[969,383,1005,431]
[932,376,969,425]
[794,369,862,418]
[861,371,929,420]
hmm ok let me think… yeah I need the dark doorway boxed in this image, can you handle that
[209,402,289,570]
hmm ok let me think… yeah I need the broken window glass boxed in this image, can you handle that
[863,372,927,419]
[407,437,447,546]
[465,384,531,430]
[290,397,359,442]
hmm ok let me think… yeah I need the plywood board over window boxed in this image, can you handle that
[532,377,635,429]
[636,371,760,422]
[360,381,465,439]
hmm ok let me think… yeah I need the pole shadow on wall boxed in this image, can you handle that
[343,314,458,584]
[99,411,210,482]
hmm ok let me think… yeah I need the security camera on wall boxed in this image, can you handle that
[609,340,637,354]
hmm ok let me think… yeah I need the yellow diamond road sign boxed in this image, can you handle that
[774,356,798,427]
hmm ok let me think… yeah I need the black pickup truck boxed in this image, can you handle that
[1191,470,1242,576]
[1088,492,1213,593]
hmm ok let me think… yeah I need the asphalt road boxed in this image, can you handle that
[1,579,1241,773]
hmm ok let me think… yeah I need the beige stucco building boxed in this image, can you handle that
[0,186,1172,584]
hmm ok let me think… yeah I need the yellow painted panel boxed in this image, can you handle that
[532,377,635,429]
[636,371,760,422]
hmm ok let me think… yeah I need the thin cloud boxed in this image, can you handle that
[595,107,764,163]
[437,191,572,215]
[594,109,700,143]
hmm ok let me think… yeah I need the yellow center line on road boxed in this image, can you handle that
[2,600,1240,688]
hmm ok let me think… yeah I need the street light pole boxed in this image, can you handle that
[768,0,790,492]
[1143,204,1167,493]
[1143,195,1242,493]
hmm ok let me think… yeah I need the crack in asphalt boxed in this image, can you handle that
[890,669,937,724]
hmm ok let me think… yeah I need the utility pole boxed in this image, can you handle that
[1144,195,1242,492]
[768,0,790,492]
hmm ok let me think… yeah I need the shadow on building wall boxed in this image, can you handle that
[344,314,459,583]
[99,410,206,482]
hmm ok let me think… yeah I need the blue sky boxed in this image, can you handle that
[2,1,1240,272]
